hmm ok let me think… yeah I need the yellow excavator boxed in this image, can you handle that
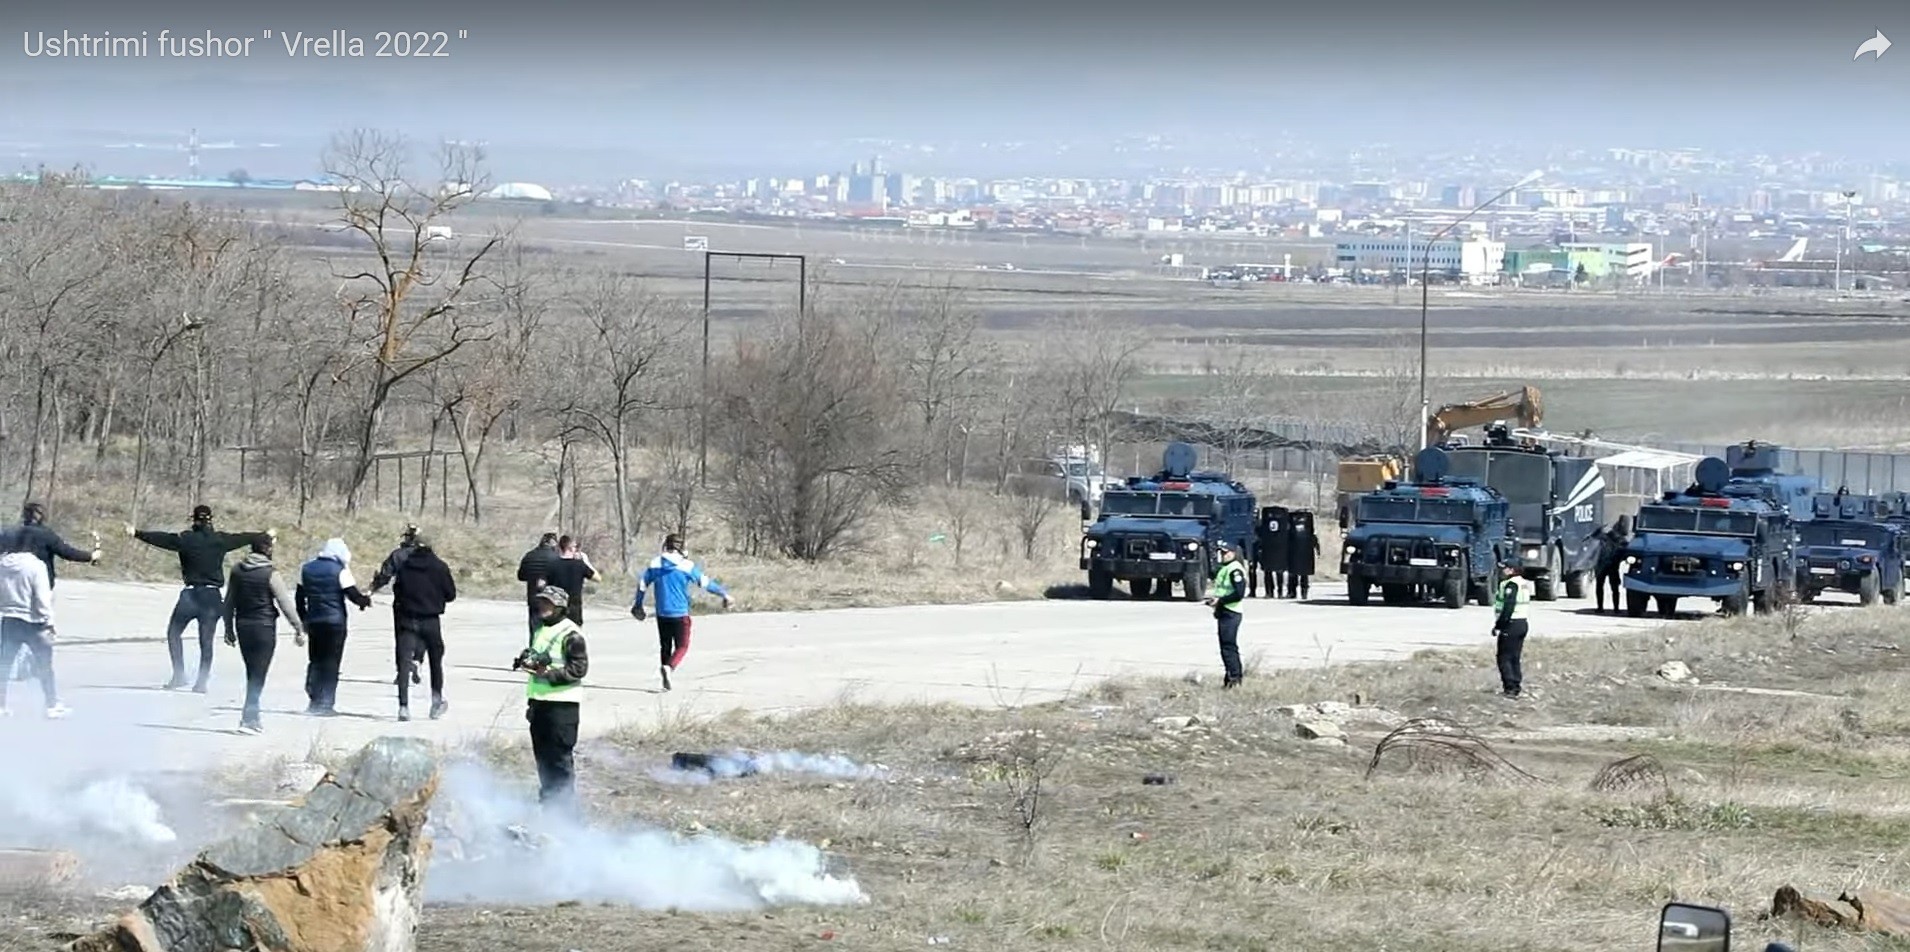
[1335,385,1545,528]
[1423,385,1544,448]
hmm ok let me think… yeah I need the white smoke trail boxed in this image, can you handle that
[73,777,179,845]
[426,760,869,910]
[0,774,178,848]
[649,749,890,786]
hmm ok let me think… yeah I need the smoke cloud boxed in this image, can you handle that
[426,760,869,909]
[651,749,891,785]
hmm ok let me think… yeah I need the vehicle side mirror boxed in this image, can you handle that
[1659,902,1730,951]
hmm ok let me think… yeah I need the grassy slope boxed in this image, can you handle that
[11,605,1902,951]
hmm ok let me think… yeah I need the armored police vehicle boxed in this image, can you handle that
[1081,442,1257,602]
[1796,491,1906,605]
[1443,423,1605,601]
[1340,447,1513,609]
[1621,457,1798,618]
[1718,441,1820,521]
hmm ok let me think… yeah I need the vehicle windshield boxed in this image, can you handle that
[1357,496,1478,525]
[1101,491,1211,517]
[1063,461,1106,479]
[1445,449,1551,505]
[1799,522,1890,548]
[1636,505,1758,536]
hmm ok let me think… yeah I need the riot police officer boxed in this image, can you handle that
[1284,510,1320,599]
[1492,561,1534,698]
[1256,507,1289,598]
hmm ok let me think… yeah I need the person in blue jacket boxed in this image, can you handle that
[296,538,372,716]
[630,533,732,692]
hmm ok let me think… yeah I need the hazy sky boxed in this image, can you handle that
[5,0,1908,180]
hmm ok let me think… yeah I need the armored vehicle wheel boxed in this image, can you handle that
[1886,578,1903,605]
[1861,573,1882,606]
[1564,570,1588,600]
[1130,578,1154,599]
[1088,569,1113,600]
[1182,566,1206,602]
[1626,591,1648,617]
[1468,579,1489,606]
[1534,548,1560,601]
[1348,577,1371,605]
[1722,593,1748,616]
[1442,557,1468,609]
[1656,595,1679,618]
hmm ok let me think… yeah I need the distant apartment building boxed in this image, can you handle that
[1333,236,1506,282]
[1560,242,1655,279]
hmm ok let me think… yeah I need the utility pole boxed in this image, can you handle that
[1836,189,1857,296]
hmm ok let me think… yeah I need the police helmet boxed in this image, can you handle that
[533,586,570,609]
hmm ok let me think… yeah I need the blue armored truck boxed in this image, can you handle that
[1719,441,1820,521]
[1444,423,1606,601]
[1081,442,1258,601]
[1340,447,1514,609]
[1622,457,1799,618]
[1796,491,1906,605]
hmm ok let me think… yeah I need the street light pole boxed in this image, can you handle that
[1836,189,1857,296]
[1418,170,1543,451]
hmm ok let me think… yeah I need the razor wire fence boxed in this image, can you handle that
[1109,415,1910,498]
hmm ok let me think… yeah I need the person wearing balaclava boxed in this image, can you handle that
[296,538,372,716]
[127,505,273,693]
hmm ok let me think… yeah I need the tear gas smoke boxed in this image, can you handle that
[426,760,869,910]
[651,749,890,785]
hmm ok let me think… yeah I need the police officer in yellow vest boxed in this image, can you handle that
[1202,541,1250,689]
[1491,561,1534,698]
[515,586,590,806]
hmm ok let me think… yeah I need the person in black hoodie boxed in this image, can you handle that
[8,503,101,682]
[516,533,560,637]
[367,524,424,688]
[127,505,272,692]
[391,534,457,722]
[223,537,306,735]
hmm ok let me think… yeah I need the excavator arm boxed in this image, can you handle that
[1425,385,1543,447]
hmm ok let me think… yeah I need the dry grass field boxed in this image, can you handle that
[9,605,1910,951]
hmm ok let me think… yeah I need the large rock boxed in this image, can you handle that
[70,737,439,952]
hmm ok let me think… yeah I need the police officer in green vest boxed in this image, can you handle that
[515,586,590,806]
[1491,561,1534,698]
[1202,541,1250,689]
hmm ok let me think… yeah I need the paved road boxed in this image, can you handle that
[13,579,1665,767]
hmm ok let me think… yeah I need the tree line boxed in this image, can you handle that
[0,130,1233,572]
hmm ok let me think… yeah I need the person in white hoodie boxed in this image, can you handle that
[0,529,66,718]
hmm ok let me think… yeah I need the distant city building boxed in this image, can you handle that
[487,182,553,202]
[1334,236,1506,282]
[1559,241,1655,279]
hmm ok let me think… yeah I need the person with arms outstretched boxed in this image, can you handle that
[0,529,67,718]
[127,505,271,692]
[631,533,731,692]
[8,502,100,682]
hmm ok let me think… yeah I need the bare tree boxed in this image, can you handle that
[322,130,507,511]
[894,280,994,482]
[1008,489,1061,561]
[1046,314,1150,469]
[1197,349,1284,473]
[717,308,913,560]
[552,270,694,570]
